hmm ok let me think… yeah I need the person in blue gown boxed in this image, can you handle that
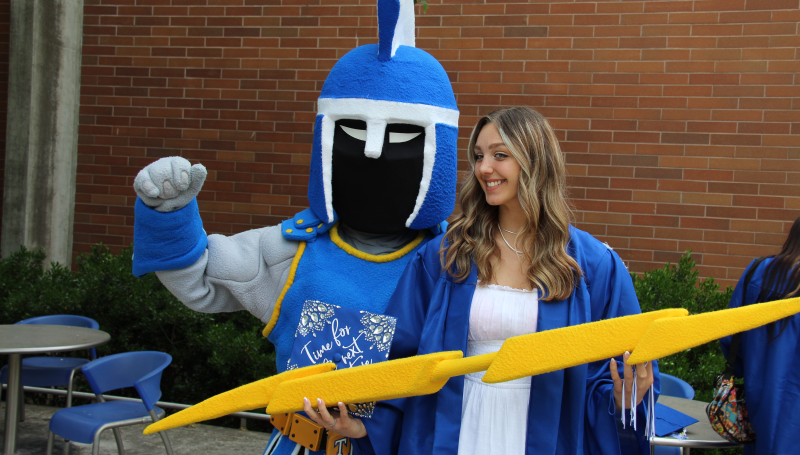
[720,216,800,455]
[303,107,657,455]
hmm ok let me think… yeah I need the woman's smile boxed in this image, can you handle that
[485,179,506,190]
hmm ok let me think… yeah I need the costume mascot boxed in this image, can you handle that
[131,0,458,454]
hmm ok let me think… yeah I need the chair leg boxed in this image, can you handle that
[112,428,125,455]
[66,367,81,408]
[149,410,174,455]
[93,430,102,455]
[46,431,55,455]
[158,431,174,455]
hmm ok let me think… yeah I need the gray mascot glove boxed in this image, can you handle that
[133,156,207,213]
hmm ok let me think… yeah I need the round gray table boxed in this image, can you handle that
[0,324,110,454]
[651,395,743,454]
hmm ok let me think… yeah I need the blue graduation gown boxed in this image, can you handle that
[355,225,657,455]
[720,257,800,455]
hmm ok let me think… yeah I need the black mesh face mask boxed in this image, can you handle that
[331,119,426,234]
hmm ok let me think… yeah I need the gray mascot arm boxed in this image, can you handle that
[134,156,297,323]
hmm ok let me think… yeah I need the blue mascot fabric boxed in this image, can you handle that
[133,198,207,277]
[268,229,430,375]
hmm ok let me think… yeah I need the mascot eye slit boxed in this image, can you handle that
[340,125,367,141]
[340,125,421,144]
[389,131,421,143]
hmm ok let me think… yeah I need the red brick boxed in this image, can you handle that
[614,131,660,143]
[681,217,730,230]
[567,38,617,50]
[642,25,691,36]
[656,203,705,217]
[710,134,761,146]
[688,97,739,109]
[636,143,687,156]
[620,13,669,25]
[686,121,736,133]
[760,183,800,197]
[635,167,684,180]
[758,208,800,221]
[708,182,759,195]
[745,0,799,10]
[677,240,728,255]
[695,0,746,10]
[719,36,770,48]
[610,178,658,191]
[632,214,680,227]
[631,237,677,251]
[754,232,789,247]
[715,61,768,73]
[619,37,666,48]
[644,1,694,12]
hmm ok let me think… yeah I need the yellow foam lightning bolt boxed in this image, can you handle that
[267,309,687,414]
[143,363,335,435]
[148,300,800,434]
[482,308,688,383]
[629,296,800,364]
[266,350,465,415]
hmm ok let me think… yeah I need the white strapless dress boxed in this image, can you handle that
[457,283,539,455]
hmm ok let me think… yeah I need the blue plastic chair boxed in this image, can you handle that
[653,374,695,455]
[0,315,100,421]
[659,373,694,400]
[45,351,174,455]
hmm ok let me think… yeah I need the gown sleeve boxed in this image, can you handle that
[353,241,442,455]
[583,246,660,455]
[719,258,758,377]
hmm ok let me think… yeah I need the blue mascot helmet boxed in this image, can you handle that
[307,0,459,231]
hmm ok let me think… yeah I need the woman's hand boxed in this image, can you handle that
[302,397,368,439]
[610,351,654,412]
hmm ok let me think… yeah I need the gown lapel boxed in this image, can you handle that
[431,267,477,455]
[525,278,592,455]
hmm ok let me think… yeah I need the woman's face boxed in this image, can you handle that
[473,122,522,213]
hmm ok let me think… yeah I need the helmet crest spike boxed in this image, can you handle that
[378,0,415,61]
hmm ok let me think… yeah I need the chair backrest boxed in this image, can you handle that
[660,373,695,400]
[17,315,100,358]
[81,351,172,411]
[17,314,99,330]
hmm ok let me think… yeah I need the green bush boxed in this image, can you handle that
[0,245,276,430]
[632,251,739,455]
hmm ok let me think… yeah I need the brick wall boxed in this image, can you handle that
[74,0,800,288]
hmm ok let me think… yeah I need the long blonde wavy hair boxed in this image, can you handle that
[442,107,581,301]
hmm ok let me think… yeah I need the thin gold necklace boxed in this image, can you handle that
[498,224,522,255]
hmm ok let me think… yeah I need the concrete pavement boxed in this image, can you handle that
[0,403,273,455]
